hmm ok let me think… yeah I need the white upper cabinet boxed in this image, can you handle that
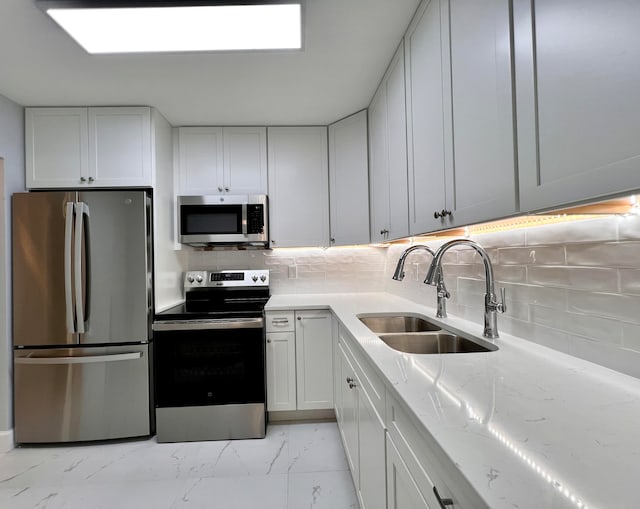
[514,0,640,212]
[176,126,267,196]
[26,107,153,189]
[369,42,410,243]
[439,0,517,228]
[89,108,152,188]
[267,126,329,248]
[328,110,370,246]
[404,0,447,235]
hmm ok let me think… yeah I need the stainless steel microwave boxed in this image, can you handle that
[178,195,268,247]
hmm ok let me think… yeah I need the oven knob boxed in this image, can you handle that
[195,274,203,283]
[252,275,258,282]
[187,274,195,283]
[260,275,267,282]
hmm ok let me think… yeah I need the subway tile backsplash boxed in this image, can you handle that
[186,214,640,379]
[384,214,640,379]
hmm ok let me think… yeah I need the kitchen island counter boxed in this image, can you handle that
[266,292,640,509]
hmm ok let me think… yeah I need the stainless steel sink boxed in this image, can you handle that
[378,332,497,354]
[358,314,441,333]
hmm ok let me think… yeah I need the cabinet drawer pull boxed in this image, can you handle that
[433,486,454,508]
[271,319,289,324]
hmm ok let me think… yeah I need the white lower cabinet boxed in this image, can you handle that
[334,319,486,509]
[265,309,333,413]
[387,435,432,509]
[336,326,386,509]
[295,310,334,410]
[386,391,487,509]
[265,331,296,411]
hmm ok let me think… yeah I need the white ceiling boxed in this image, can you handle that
[0,0,421,126]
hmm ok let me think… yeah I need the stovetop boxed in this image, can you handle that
[155,270,270,321]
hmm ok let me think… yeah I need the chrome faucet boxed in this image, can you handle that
[392,245,450,318]
[424,239,506,338]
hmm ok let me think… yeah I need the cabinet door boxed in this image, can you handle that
[267,127,329,248]
[386,42,410,240]
[441,0,517,226]
[358,382,386,509]
[515,0,640,212]
[387,436,434,509]
[328,111,370,246]
[177,127,224,195]
[222,127,267,195]
[25,108,88,189]
[88,107,152,187]
[368,42,409,242]
[338,343,359,484]
[405,0,447,235]
[368,87,390,243]
[295,310,333,410]
[266,331,297,411]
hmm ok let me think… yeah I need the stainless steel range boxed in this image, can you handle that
[152,270,269,443]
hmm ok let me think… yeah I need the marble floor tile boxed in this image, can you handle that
[0,422,359,509]
[288,471,359,509]
[287,422,350,473]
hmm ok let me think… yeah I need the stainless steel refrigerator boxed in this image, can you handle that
[12,190,153,443]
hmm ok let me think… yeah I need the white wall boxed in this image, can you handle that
[0,93,25,450]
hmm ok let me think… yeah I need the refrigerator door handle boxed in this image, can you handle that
[74,202,91,335]
[15,352,143,365]
[80,202,91,327]
[64,202,76,334]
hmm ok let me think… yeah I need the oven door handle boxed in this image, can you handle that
[152,318,264,331]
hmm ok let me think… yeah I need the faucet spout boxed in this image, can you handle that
[392,245,436,281]
[392,244,450,318]
[425,239,506,338]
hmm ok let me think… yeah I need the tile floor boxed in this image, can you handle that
[0,422,359,509]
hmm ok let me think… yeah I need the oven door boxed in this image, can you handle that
[153,319,265,408]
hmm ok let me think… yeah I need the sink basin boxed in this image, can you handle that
[358,314,441,333]
[378,332,498,354]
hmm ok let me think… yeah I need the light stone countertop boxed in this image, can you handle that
[266,292,640,509]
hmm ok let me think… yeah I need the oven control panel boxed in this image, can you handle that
[184,270,269,288]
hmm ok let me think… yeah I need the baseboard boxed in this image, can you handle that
[268,409,336,423]
[0,429,14,453]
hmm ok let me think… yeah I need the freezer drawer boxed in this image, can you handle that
[14,345,151,443]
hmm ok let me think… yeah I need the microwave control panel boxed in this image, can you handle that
[247,204,265,234]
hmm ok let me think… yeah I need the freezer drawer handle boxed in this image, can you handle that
[15,352,142,365]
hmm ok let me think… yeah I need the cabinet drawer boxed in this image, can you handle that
[265,311,295,332]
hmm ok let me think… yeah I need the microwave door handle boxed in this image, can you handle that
[64,202,76,334]
[241,203,248,236]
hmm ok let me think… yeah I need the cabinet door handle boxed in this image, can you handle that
[224,187,229,192]
[433,487,454,508]
[88,176,95,183]
[218,186,223,192]
[267,339,271,343]
[80,177,87,183]
[297,316,302,321]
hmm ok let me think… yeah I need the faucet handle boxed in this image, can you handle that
[497,287,507,313]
